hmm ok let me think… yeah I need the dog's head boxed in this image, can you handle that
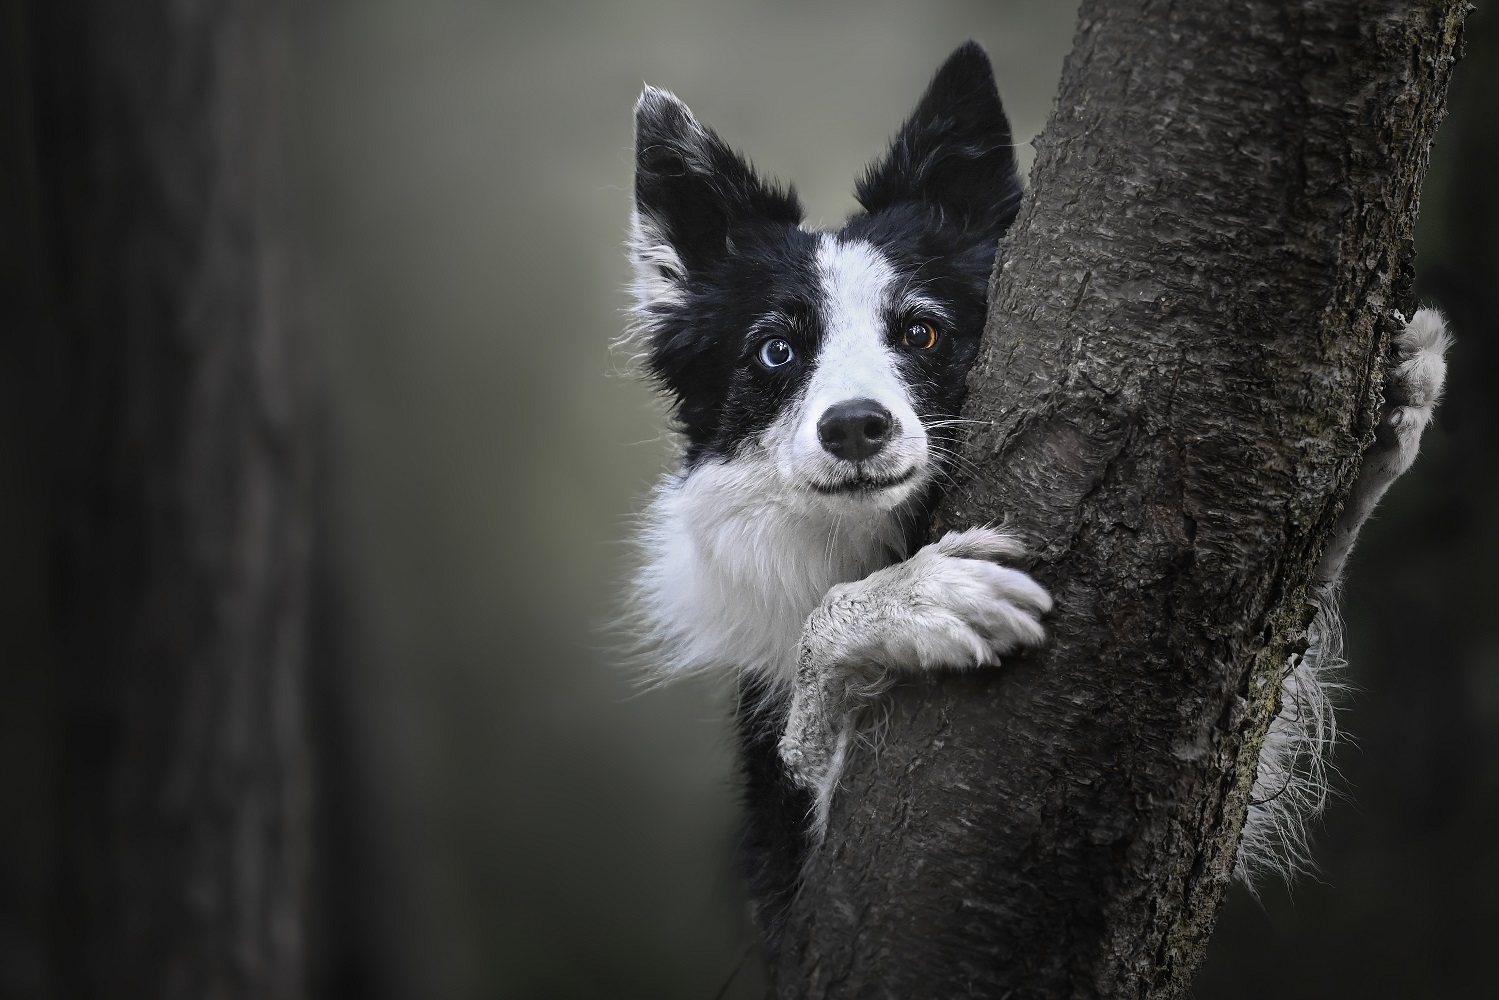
[628,42,1021,519]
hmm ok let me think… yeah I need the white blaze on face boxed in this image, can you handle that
[769,235,928,504]
[637,236,934,686]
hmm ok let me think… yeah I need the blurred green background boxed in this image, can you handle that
[4,1,1495,997]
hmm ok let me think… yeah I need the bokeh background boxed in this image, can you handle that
[3,1,1495,997]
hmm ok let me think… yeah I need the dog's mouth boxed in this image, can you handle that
[807,465,920,496]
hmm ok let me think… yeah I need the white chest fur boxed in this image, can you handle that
[636,456,908,687]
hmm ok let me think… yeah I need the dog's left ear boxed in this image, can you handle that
[856,41,1022,236]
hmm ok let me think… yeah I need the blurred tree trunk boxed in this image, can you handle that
[774,1,1465,997]
[24,2,317,997]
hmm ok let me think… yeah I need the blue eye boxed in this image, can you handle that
[757,337,795,369]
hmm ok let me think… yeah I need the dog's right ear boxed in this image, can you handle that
[631,87,801,310]
[856,42,1021,238]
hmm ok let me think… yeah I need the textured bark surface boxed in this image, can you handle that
[774,2,1465,997]
[26,3,316,998]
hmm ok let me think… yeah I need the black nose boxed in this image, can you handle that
[817,398,894,462]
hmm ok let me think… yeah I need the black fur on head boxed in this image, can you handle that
[856,40,1022,235]
[633,86,804,278]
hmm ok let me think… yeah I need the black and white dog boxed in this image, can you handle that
[623,42,1449,936]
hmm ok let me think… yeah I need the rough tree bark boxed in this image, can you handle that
[25,3,317,998]
[774,2,1465,997]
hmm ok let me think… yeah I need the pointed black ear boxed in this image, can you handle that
[855,42,1022,234]
[631,87,801,304]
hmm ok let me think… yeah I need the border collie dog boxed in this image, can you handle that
[623,42,1449,938]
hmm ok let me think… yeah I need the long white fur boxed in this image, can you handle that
[1236,307,1450,885]
[633,452,911,683]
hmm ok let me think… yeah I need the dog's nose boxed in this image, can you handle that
[817,399,894,461]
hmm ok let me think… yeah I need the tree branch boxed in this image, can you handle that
[774,1,1466,996]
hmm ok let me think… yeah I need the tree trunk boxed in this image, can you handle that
[774,2,1465,997]
[25,3,316,997]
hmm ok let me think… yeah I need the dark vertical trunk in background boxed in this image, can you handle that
[22,2,317,997]
[775,1,1465,997]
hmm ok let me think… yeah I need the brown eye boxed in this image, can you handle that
[903,320,939,351]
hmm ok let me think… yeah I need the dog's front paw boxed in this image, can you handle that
[809,526,1053,676]
[1315,307,1453,586]
[782,526,1053,838]
[1379,308,1450,468]
[1389,308,1450,409]
[902,527,1053,668]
